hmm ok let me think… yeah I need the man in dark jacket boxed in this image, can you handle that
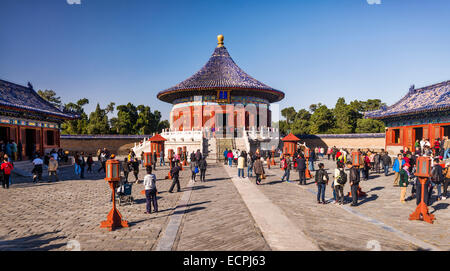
[153,151,157,170]
[381,152,392,176]
[296,155,307,185]
[198,157,207,182]
[315,163,328,204]
[122,158,130,183]
[430,159,444,204]
[169,162,182,193]
[347,161,360,206]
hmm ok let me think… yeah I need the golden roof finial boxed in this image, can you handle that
[217,34,224,47]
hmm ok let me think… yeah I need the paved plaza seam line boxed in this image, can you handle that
[265,168,442,251]
[223,166,320,251]
[154,180,195,251]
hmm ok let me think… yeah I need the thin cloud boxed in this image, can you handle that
[367,0,382,4]
[67,0,81,4]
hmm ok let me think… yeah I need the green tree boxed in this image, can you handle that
[37,89,62,108]
[309,104,335,134]
[281,107,297,125]
[333,97,362,133]
[355,118,385,133]
[112,103,139,134]
[61,98,89,134]
[86,103,115,134]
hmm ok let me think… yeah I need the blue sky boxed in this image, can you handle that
[1,0,449,121]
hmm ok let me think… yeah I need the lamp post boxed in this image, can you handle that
[166,149,174,179]
[305,147,312,179]
[348,151,367,198]
[100,159,128,231]
[409,156,435,224]
[182,146,188,166]
[271,146,276,166]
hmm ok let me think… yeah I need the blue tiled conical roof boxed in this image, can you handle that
[157,39,284,103]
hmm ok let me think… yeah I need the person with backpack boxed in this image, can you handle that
[281,154,292,182]
[334,162,347,205]
[143,166,158,214]
[430,158,444,202]
[347,161,360,206]
[399,163,410,203]
[315,163,329,204]
[1,155,13,189]
[190,156,199,182]
[122,157,130,183]
[32,155,44,183]
[198,156,207,182]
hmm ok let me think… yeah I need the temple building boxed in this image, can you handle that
[365,80,450,154]
[157,34,284,136]
[0,79,77,159]
[134,35,284,160]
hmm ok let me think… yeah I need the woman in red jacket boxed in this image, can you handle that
[1,155,14,189]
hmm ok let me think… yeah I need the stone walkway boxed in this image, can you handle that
[173,164,269,251]
[0,157,448,251]
[0,161,191,251]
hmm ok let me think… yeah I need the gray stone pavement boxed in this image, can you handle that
[253,157,448,251]
[173,164,270,251]
[0,160,191,251]
[0,157,448,251]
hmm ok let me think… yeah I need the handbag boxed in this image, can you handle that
[194,166,199,174]
[261,173,266,179]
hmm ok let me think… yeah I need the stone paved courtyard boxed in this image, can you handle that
[0,157,448,251]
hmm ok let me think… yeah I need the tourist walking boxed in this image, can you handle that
[442,162,450,200]
[247,151,254,177]
[87,154,94,173]
[315,163,328,204]
[253,156,264,185]
[198,156,207,182]
[334,162,347,205]
[32,155,44,183]
[153,151,157,170]
[132,159,140,182]
[237,153,245,178]
[281,154,292,182]
[392,154,404,186]
[227,150,233,167]
[98,151,107,173]
[122,158,130,183]
[296,154,307,185]
[399,163,410,203]
[160,150,165,166]
[381,152,391,176]
[79,153,86,179]
[430,158,444,202]
[1,155,13,189]
[169,162,182,193]
[48,156,59,182]
[143,166,158,214]
[347,161,360,206]
[190,157,199,181]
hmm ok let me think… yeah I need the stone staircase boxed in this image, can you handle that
[215,138,235,162]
